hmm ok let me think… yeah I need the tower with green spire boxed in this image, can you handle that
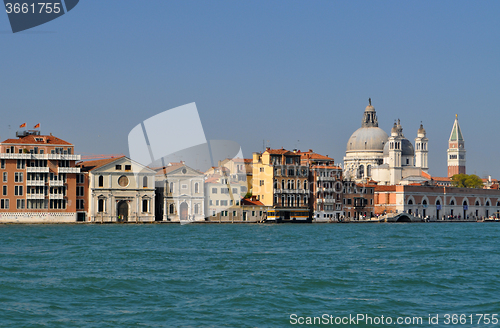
[447,114,466,177]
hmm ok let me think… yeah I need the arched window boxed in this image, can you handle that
[169,203,175,214]
[408,199,413,205]
[297,195,301,206]
[450,200,455,206]
[98,199,104,212]
[422,199,428,205]
[366,165,371,177]
[142,199,148,212]
[357,165,364,179]
[291,180,295,190]
[281,195,285,206]
[143,176,148,188]
[98,175,104,187]
[497,201,500,207]
[463,200,468,206]
[476,201,480,206]
[274,195,278,204]
[287,180,291,189]
[486,201,490,206]
[194,183,199,193]
[436,200,441,206]
[274,180,278,189]
[281,180,285,190]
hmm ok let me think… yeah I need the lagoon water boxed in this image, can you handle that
[1,223,500,327]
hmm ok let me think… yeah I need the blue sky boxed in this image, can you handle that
[1,1,499,177]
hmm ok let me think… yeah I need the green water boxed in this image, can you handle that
[1,223,499,327]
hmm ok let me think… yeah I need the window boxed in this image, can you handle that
[76,186,84,197]
[221,188,229,194]
[17,159,25,169]
[221,200,228,206]
[143,176,148,188]
[2,185,6,196]
[98,175,104,187]
[230,200,233,205]
[209,200,213,206]
[98,199,105,212]
[169,204,175,214]
[76,199,84,210]
[216,200,219,206]
[0,159,4,169]
[17,199,25,210]
[233,211,237,216]
[125,165,132,171]
[181,184,188,189]
[0,199,9,209]
[3,172,7,182]
[232,188,237,194]
[252,211,255,216]
[142,199,148,213]
[15,172,23,183]
[195,183,199,193]
[260,167,264,172]
[194,204,199,214]
[115,165,122,170]
[169,182,174,193]
[259,180,264,186]
[14,186,23,196]
[212,188,218,194]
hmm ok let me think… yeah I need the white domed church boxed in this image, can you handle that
[343,99,429,185]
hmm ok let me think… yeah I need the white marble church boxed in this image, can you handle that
[343,99,429,185]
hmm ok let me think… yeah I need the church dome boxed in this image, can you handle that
[382,138,415,156]
[347,127,388,152]
[346,99,389,152]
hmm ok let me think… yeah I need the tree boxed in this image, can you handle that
[450,174,483,188]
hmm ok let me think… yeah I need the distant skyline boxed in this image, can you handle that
[1,1,499,178]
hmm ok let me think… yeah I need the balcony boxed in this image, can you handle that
[27,180,46,186]
[46,154,81,161]
[49,194,64,199]
[316,176,338,181]
[27,194,46,200]
[58,167,81,174]
[274,189,309,194]
[49,180,64,186]
[26,167,49,173]
[0,153,31,159]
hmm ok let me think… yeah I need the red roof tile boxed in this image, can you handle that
[241,198,265,206]
[2,134,72,145]
[78,156,125,171]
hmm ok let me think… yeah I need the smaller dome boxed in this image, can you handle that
[383,139,415,157]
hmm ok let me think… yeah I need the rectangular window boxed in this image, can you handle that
[221,188,229,194]
[115,165,122,170]
[236,200,239,205]
[0,159,4,169]
[3,172,7,182]
[252,211,255,216]
[2,185,6,196]
[216,200,219,206]
[221,200,228,206]
[142,199,148,213]
[181,184,187,189]
[232,188,237,194]
[233,211,236,216]
[260,167,264,172]
[17,199,25,210]
[0,199,9,209]
[77,174,84,184]
[14,186,23,196]
[230,200,233,205]
[259,180,264,186]
[125,165,132,171]
[209,200,213,206]
[212,188,217,194]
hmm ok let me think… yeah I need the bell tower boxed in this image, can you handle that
[447,114,466,177]
[415,123,428,173]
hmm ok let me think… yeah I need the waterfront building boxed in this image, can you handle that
[0,130,81,223]
[154,162,205,222]
[204,168,247,222]
[300,150,343,220]
[447,114,466,177]
[241,197,270,222]
[375,184,500,220]
[79,156,156,222]
[342,181,375,219]
[344,99,429,185]
[252,148,310,221]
